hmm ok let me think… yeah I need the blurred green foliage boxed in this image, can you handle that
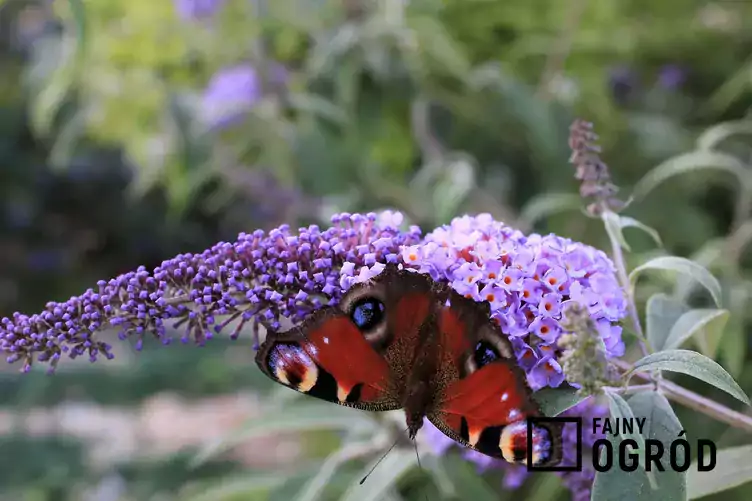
[1,0,752,499]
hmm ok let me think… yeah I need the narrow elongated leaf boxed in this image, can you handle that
[629,257,722,307]
[603,210,632,252]
[696,120,752,150]
[687,444,752,499]
[618,216,663,248]
[192,402,378,467]
[663,309,729,358]
[295,437,388,501]
[646,293,689,352]
[591,391,686,501]
[340,449,417,501]
[603,391,653,485]
[629,350,750,405]
[602,212,663,252]
[673,240,724,302]
[437,454,500,501]
[182,472,291,501]
[533,386,590,416]
[632,151,750,202]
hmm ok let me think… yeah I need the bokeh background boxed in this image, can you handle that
[0,0,751,500]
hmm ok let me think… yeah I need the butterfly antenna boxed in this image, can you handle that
[412,438,431,501]
[359,432,403,485]
[413,436,422,470]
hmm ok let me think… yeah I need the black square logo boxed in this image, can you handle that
[527,416,582,472]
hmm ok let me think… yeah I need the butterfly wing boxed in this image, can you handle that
[255,308,400,410]
[255,264,438,411]
[427,291,563,467]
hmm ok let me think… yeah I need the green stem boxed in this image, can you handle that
[614,359,752,433]
[602,212,650,356]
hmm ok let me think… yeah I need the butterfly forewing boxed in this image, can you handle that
[255,309,401,411]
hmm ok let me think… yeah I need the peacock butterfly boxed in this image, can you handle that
[255,263,563,467]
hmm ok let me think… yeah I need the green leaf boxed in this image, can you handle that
[191,401,377,467]
[646,294,689,353]
[602,212,663,253]
[30,0,88,140]
[687,444,752,499]
[526,472,564,501]
[436,454,500,501]
[287,92,348,125]
[591,391,687,501]
[426,156,476,224]
[67,0,87,49]
[617,216,663,248]
[603,391,654,485]
[632,150,751,202]
[663,309,729,359]
[628,349,750,405]
[294,438,384,501]
[673,240,724,303]
[181,472,290,501]
[518,193,583,227]
[629,256,722,307]
[695,120,752,151]
[340,449,418,501]
[602,210,632,252]
[532,385,590,416]
[408,15,471,78]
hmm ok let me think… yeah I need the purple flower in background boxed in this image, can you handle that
[174,0,225,20]
[201,65,262,129]
[658,64,687,90]
[607,65,638,105]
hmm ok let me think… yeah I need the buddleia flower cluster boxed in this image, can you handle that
[0,210,627,500]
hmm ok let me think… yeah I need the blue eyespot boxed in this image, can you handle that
[474,341,500,367]
[350,297,385,330]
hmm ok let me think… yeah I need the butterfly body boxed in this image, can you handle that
[255,264,562,466]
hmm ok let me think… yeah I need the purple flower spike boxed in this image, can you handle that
[0,211,421,373]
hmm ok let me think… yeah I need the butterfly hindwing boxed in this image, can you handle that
[428,290,563,466]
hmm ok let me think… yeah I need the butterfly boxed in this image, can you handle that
[255,263,563,466]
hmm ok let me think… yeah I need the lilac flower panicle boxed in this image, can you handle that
[0,212,421,373]
[401,214,627,391]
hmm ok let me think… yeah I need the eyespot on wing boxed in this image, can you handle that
[266,342,319,392]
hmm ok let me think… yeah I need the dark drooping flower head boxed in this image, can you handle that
[0,211,626,500]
